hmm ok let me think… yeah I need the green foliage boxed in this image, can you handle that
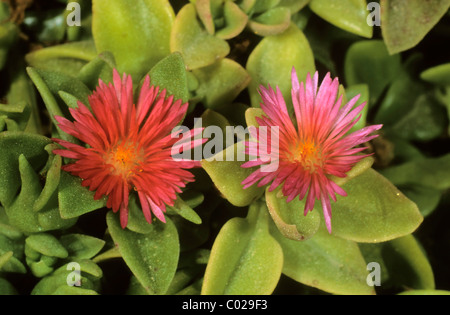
[0,0,448,296]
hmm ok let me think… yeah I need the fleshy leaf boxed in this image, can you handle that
[106,211,179,295]
[381,0,450,54]
[92,0,174,79]
[26,234,68,259]
[344,40,402,105]
[193,58,250,110]
[215,1,248,39]
[201,142,265,207]
[420,63,450,86]
[148,52,189,103]
[265,187,320,241]
[248,7,291,36]
[390,93,447,142]
[271,221,374,295]
[77,51,116,89]
[170,3,230,70]
[246,23,315,110]
[201,202,283,294]
[360,235,435,290]
[58,171,107,219]
[331,168,423,243]
[59,234,106,260]
[309,0,373,38]
[0,132,51,207]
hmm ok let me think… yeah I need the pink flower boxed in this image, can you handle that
[53,70,202,228]
[242,68,382,233]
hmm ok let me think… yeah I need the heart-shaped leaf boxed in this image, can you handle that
[92,0,174,79]
[246,23,315,110]
[271,222,374,295]
[171,3,229,70]
[201,201,283,294]
[331,168,423,243]
[107,211,179,295]
[309,0,373,38]
[381,0,450,54]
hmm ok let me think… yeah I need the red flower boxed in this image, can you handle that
[53,70,202,228]
[242,69,382,233]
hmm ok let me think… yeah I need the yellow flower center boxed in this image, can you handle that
[106,142,143,179]
[289,138,323,173]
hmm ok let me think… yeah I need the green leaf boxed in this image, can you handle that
[0,103,31,132]
[390,93,447,142]
[0,278,17,295]
[33,154,61,212]
[271,222,374,295]
[278,0,311,14]
[92,0,175,79]
[375,68,425,126]
[194,58,250,110]
[106,211,179,295]
[381,0,450,54]
[360,235,435,290]
[246,23,315,110]
[77,51,116,89]
[379,154,450,191]
[248,7,291,36]
[201,142,265,207]
[309,0,373,38]
[420,63,450,86]
[59,234,106,260]
[171,3,230,70]
[215,1,248,39]
[0,132,51,207]
[201,202,283,294]
[25,40,97,76]
[26,234,68,259]
[148,52,189,103]
[344,40,402,105]
[58,171,107,219]
[167,197,202,225]
[265,187,320,241]
[331,168,423,243]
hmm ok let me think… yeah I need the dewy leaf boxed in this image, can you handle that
[309,0,373,38]
[331,168,423,243]
[420,63,450,86]
[58,171,107,219]
[271,222,374,295]
[201,142,265,207]
[345,84,369,133]
[194,58,250,110]
[171,3,230,70]
[278,0,311,14]
[107,211,179,295]
[344,40,402,105]
[265,187,320,241]
[77,51,117,89]
[148,52,189,103]
[167,196,202,225]
[381,0,450,54]
[59,234,106,260]
[93,0,175,79]
[246,23,315,110]
[201,202,283,295]
[0,132,51,207]
[25,234,68,259]
[359,235,435,290]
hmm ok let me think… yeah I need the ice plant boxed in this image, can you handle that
[52,70,203,228]
[242,68,382,233]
